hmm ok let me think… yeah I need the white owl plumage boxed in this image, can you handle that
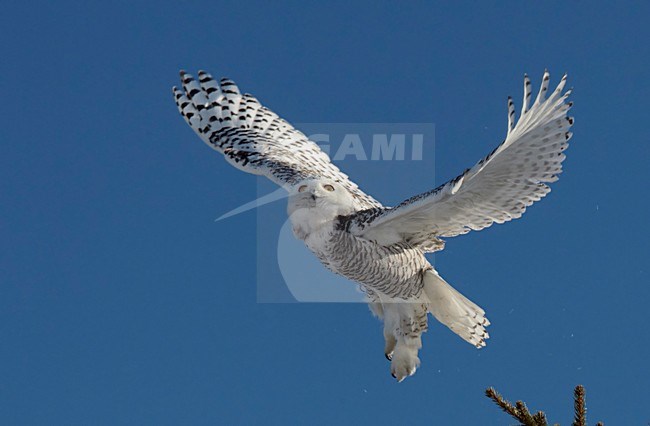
[173,70,573,381]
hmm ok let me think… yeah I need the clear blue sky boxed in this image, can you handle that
[2,1,649,424]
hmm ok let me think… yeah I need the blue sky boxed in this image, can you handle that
[1,1,649,424]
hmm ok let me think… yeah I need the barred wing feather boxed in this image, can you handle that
[172,71,381,210]
[350,71,573,252]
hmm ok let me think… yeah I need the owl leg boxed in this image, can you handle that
[367,299,397,360]
[383,325,397,360]
[383,302,428,382]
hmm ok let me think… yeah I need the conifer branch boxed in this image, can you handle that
[572,385,586,426]
[485,387,522,421]
[485,385,602,426]
[516,400,537,425]
[532,410,548,426]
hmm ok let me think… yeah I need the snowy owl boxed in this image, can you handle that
[173,70,573,381]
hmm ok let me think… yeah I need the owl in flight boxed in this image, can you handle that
[173,70,573,381]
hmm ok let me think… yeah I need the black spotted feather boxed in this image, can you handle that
[172,71,380,210]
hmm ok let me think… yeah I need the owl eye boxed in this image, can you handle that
[323,184,335,192]
[298,185,308,193]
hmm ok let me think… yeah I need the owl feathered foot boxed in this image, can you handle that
[390,338,422,382]
[370,301,428,382]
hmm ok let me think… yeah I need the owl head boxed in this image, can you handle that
[287,178,356,234]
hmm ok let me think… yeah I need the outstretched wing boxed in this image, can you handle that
[172,71,381,210]
[347,71,573,251]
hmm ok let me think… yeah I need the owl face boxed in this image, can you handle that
[287,178,355,217]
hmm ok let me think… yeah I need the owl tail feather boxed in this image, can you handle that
[423,269,490,348]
